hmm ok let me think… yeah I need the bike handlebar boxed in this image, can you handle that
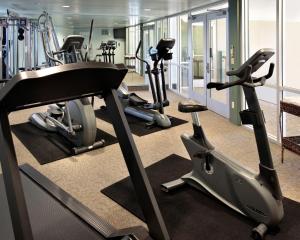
[207,63,274,90]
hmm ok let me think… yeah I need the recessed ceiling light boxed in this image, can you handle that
[62,5,71,8]
[144,8,151,11]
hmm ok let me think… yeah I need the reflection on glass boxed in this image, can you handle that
[162,19,168,38]
[143,27,155,83]
[192,22,205,95]
[180,15,188,62]
[157,20,162,41]
[180,15,189,96]
[169,17,179,91]
[170,64,179,91]
[257,86,277,137]
[284,0,300,90]
[283,92,300,137]
[248,0,277,138]
[180,66,189,97]
[249,0,276,85]
[209,17,227,105]
[143,28,155,60]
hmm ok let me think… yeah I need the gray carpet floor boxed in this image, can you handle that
[4,90,300,231]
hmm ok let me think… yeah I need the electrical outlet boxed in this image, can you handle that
[231,101,235,109]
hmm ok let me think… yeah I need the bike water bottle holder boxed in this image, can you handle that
[240,110,264,127]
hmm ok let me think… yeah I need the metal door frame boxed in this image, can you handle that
[188,14,207,105]
[188,10,229,117]
[206,10,229,118]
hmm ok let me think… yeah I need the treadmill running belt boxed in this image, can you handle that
[0,168,106,240]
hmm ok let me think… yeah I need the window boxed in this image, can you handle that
[244,0,300,141]
[168,16,179,92]
[247,0,278,137]
[283,0,300,90]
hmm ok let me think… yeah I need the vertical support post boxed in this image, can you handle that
[104,89,170,240]
[0,110,34,240]
[276,0,283,144]
[153,64,164,114]
[243,87,274,168]
[140,24,144,77]
[228,0,243,125]
[0,26,3,79]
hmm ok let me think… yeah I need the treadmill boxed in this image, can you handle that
[0,62,170,240]
[52,35,85,63]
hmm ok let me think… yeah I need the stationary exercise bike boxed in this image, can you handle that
[29,12,104,154]
[118,38,175,128]
[161,49,284,240]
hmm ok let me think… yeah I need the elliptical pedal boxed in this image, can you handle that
[128,93,148,106]
[72,139,105,155]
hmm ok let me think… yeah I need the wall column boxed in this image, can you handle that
[228,0,243,125]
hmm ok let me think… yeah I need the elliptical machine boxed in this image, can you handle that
[95,42,108,62]
[29,12,104,154]
[118,38,175,128]
[95,40,117,63]
[161,49,284,240]
[107,40,117,64]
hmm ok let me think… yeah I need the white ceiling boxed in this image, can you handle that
[0,0,222,29]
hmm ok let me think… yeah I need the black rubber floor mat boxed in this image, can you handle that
[12,122,118,165]
[95,108,188,137]
[101,154,300,240]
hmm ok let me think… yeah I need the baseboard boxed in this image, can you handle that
[127,84,169,92]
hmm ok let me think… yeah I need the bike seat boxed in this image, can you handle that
[178,100,207,113]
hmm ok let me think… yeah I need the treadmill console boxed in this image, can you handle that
[60,35,85,52]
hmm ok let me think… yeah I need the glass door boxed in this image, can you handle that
[188,15,207,105]
[188,11,229,118]
[143,25,155,83]
[143,26,155,62]
[206,11,229,118]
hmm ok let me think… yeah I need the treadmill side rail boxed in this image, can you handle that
[0,63,170,240]
[0,111,34,240]
[105,89,170,240]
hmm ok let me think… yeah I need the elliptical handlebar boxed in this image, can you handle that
[135,40,150,68]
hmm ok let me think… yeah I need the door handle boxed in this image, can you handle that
[206,63,210,74]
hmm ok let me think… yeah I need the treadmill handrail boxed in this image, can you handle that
[0,62,128,112]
